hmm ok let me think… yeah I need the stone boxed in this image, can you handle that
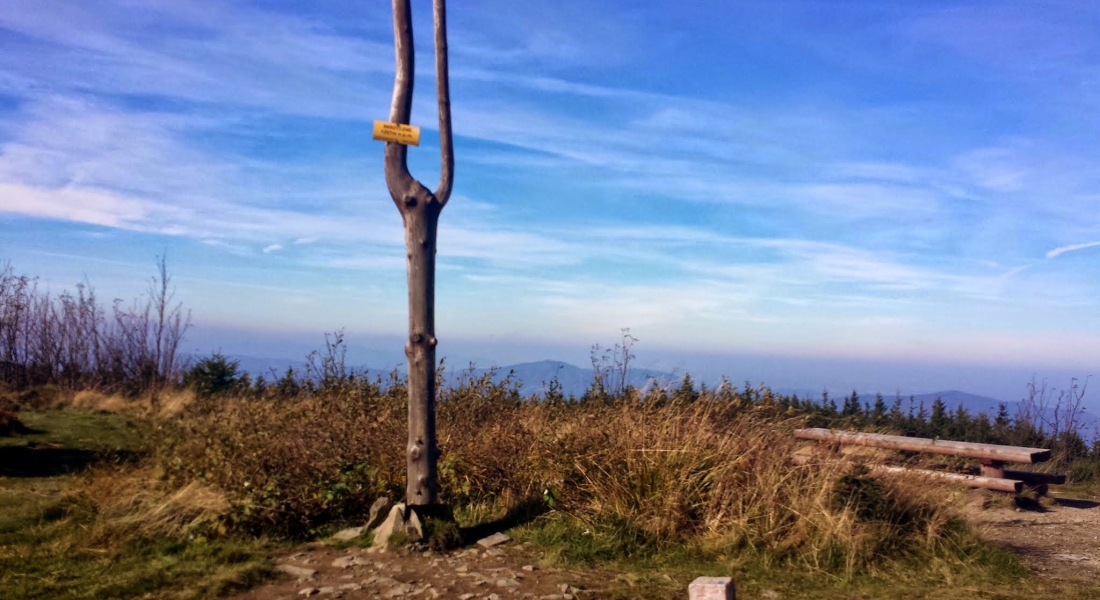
[385,583,413,597]
[318,587,336,595]
[521,565,536,572]
[277,564,318,578]
[331,556,357,569]
[1054,553,1090,562]
[368,497,395,530]
[558,584,570,593]
[477,532,511,548]
[298,589,320,597]
[761,590,780,599]
[372,503,407,549]
[459,595,476,600]
[688,576,735,600]
[338,583,363,591]
[333,527,365,542]
[496,577,520,588]
[488,594,502,600]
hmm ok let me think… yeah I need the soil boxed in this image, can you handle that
[227,539,623,600]
[968,489,1100,584]
[229,491,1100,600]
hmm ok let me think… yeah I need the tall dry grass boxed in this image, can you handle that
[155,379,976,575]
[83,467,231,541]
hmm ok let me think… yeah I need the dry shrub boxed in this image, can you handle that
[156,388,407,536]
[0,384,71,410]
[157,382,973,574]
[0,408,27,435]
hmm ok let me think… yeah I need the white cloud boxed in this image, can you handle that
[262,244,283,254]
[1047,241,1100,259]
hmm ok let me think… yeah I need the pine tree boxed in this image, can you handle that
[930,397,948,437]
[823,390,838,417]
[842,390,861,417]
[871,393,887,426]
[888,394,904,427]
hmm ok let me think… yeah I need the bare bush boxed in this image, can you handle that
[1016,375,1092,463]
[0,257,190,397]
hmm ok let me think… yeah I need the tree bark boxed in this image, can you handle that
[385,0,453,508]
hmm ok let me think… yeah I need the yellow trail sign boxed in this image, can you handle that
[373,121,421,146]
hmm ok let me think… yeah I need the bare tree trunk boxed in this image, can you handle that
[385,0,454,508]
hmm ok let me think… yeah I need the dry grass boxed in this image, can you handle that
[84,467,230,540]
[155,382,982,577]
[152,387,197,418]
[1,408,272,600]
[71,390,132,413]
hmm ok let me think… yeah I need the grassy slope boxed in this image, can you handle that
[3,407,1099,600]
[0,408,275,600]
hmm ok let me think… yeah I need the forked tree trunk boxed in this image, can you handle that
[384,0,453,508]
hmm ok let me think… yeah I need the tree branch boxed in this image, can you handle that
[433,0,453,206]
[385,0,419,204]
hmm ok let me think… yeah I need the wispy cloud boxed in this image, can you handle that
[1047,241,1100,259]
[3,0,1100,369]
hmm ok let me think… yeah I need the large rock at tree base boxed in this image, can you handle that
[372,503,406,549]
[404,505,425,542]
[367,497,394,530]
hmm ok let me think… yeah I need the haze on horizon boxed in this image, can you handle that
[1,1,1098,403]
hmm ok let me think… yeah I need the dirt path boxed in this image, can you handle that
[227,539,622,600]
[970,492,1100,584]
[229,492,1100,600]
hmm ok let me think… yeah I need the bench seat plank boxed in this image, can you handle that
[794,428,1051,464]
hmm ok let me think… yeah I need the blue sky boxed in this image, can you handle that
[1,1,1099,400]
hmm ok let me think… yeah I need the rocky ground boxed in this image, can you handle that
[227,534,620,600]
[228,492,1100,600]
[970,491,1100,583]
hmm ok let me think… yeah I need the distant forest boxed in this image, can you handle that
[2,259,1097,477]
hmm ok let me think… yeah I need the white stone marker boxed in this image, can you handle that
[688,576,735,600]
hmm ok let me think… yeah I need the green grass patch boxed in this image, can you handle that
[1,408,146,452]
[0,408,278,600]
[504,509,1093,600]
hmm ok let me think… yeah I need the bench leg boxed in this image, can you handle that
[980,460,1005,479]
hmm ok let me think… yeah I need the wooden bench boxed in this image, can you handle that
[794,428,1065,494]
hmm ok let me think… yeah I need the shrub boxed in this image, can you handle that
[0,408,27,435]
[155,387,406,536]
[183,353,247,398]
[155,379,978,576]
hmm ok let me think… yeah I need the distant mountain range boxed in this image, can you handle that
[218,354,1098,436]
